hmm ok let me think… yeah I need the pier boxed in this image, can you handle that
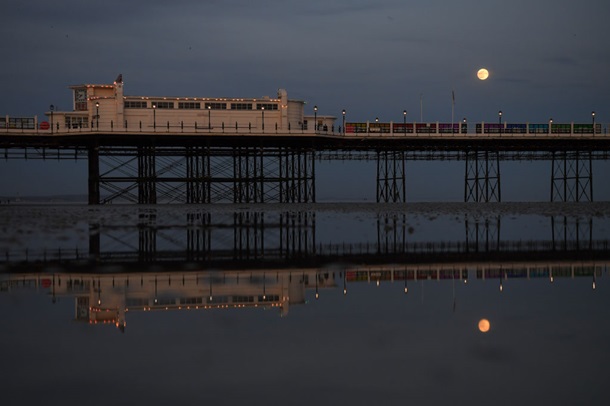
[2,124,610,204]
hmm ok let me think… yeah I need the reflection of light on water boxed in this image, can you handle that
[478,319,491,333]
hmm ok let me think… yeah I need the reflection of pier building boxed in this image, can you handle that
[1,263,605,332]
[0,270,339,329]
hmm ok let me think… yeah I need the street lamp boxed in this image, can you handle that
[498,110,502,135]
[261,106,265,133]
[208,105,211,131]
[403,110,407,135]
[152,103,157,130]
[313,105,318,132]
[592,111,596,134]
[342,109,346,135]
[49,104,54,134]
[463,117,467,134]
[549,118,553,135]
[95,102,100,130]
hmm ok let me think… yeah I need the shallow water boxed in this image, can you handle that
[1,203,609,405]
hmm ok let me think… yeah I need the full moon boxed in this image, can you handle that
[477,68,489,80]
[478,319,491,333]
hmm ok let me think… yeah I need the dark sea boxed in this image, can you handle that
[1,202,609,406]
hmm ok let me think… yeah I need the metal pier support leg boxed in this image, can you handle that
[377,213,407,254]
[376,150,406,203]
[87,145,100,205]
[551,151,594,202]
[187,212,211,261]
[186,147,208,204]
[464,150,501,202]
[138,146,157,204]
[465,215,501,253]
[280,211,316,258]
[277,148,315,203]
[138,211,157,261]
[89,223,100,262]
[551,215,593,251]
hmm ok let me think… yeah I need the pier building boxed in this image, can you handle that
[46,74,336,133]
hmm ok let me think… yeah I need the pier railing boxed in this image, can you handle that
[1,116,607,137]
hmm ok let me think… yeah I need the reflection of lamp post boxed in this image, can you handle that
[592,111,596,134]
[261,106,265,133]
[49,104,54,134]
[95,102,100,130]
[154,276,158,304]
[315,272,319,300]
[342,109,346,135]
[209,277,213,302]
[208,105,211,131]
[498,110,502,135]
[152,103,157,130]
[403,110,407,135]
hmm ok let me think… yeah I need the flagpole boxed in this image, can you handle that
[451,89,455,133]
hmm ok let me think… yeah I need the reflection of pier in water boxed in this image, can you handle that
[1,263,606,331]
[1,210,608,272]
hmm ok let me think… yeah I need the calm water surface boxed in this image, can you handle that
[1,203,609,405]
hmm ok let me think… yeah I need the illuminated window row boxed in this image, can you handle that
[153,101,174,109]
[64,116,89,129]
[124,101,148,109]
[178,102,201,109]
[256,103,278,110]
[231,103,252,110]
[204,102,227,110]
[122,101,280,111]
[180,297,203,305]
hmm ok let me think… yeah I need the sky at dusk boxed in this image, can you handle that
[1,0,609,199]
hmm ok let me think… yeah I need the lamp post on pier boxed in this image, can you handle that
[208,105,211,131]
[549,118,553,135]
[342,109,346,135]
[152,103,157,130]
[592,111,596,134]
[313,105,318,132]
[95,102,100,130]
[49,104,54,134]
[261,106,265,133]
[403,110,407,135]
[498,110,502,135]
